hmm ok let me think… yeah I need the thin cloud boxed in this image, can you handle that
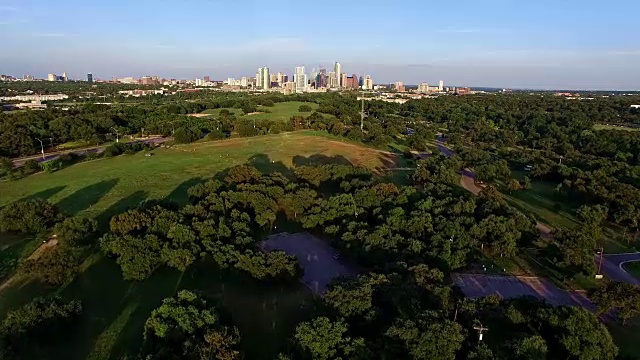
[33,32,66,37]
[436,28,481,34]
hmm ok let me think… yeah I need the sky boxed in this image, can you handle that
[1,0,639,90]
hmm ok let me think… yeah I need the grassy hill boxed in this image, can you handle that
[200,101,324,121]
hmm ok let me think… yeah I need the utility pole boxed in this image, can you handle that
[473,324,489,342]
[360,96,366,131]
[35,138,45,160]
[597,246,604,275]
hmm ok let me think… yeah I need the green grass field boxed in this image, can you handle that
[623,261,640,280]
[200,101,322,122]
[594,124,640,132]
[0,131,399,359]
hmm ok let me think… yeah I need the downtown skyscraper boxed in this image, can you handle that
[294,66,307,93]
[334,62,342,88]
[256,67,270,89]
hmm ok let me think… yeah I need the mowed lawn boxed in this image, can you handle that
[0,131,398,359]
[201,101,322,122]
[0,131,399,221]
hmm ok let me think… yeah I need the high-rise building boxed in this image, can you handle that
[47,74,56,82]
[204,76,211,82]
[334,62,342,88]
[62,72,68,81]
[196,78,204,86]
[328,71,338,88]
[256,69,263,89]
[439,80,444,91]
[241,77,248,87]
[270,73,277,84]
[359,76,364,87]
[319,68,327,88]
[294,66,307,93]
[341,73,348,90]
[261,67,270,89]
[276,72,285,85]
[363,75,373,90]
[394,81,405,92]
[309,68,318,88]
[418,83,429,93]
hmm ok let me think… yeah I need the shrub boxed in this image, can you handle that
[299,104,313,112]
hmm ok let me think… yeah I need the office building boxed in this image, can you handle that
[362,75,373,90]
[256,67,270,89]
[294,66,307,93]
[270,73,277,84]
[334,62,341,88]
[341,73,348,89]
[140,76,156,85]
[62,72,68,81]
[256,69,262,89]
[394,82,405,92]
[87,73,93,83]
[345,75,359,89]
[439,80,444,91]
[359,76,364,87]
[328,71,338,88]
[241,77,248,87]
[196,78,204,86]
[47,74,56,82]
[318,68,327,88]
[418,83,429,93]
[204,76,211,82]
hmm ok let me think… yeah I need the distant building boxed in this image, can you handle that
[294,66,307,93]
[270,73,277,84]
[328,71,338,89]
[345,75,359,89]
[359,76,364,87]
[87,73,93,83]
[439,80,444,91]
[256,67,270,89]
[362,75,373,90]
[240,77,248,87]
[195,78,204,86]
[455,87,471,95]
[394,81,405,92]
[418,83,429,93]
[318,68,327,88]
[341,73,348,89]
[334,62,341,88]
[140,76,158,85]
[47,74,56,82]
[204,76,211,82]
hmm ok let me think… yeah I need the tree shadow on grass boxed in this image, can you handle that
[96,191,148,231]
[248,153,294,179]
[57,179,119,215]
[22,185,67,202]
[292,154,352,167]
[164,177,203,206]
[54,256,184,360]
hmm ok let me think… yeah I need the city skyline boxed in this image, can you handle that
[1,0,639,90]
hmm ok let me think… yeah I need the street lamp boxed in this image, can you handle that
[35,138,45,160]
[111,127,119,143]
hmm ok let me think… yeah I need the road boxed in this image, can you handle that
[598,253,640,286]
[11,137,167,166]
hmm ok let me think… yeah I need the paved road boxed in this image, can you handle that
[598,253,640,286]
[12,137,167,166]
[452,273,594,309]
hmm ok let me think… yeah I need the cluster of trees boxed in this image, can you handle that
[99,167,304,281]
[0,296,82,359]
[137,290,242,359]
[0,198,97,285]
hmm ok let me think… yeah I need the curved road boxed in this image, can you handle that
[598,253,640,286]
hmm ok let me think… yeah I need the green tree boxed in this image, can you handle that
[53,216,98,247]
[294,317,365,360]
[299,104,313,112]
[18,246,80,285]
[143,290,241,360]
[0,199,61,235]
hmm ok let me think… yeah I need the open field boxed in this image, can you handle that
[200,101,322,122]
[0,132,399,221]
[594,124,640,132]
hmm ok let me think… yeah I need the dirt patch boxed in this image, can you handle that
[28,237,58,260]
[245,112,265,116]
[187,113,213,118]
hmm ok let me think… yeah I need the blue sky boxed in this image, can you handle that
[1,0,639,89]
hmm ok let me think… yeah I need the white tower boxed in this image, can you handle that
[334,62,341,88]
